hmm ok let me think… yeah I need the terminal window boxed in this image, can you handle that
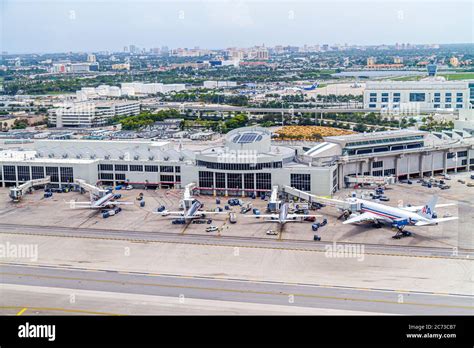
[100,173,113,180]
[198,171,214,188]
[244,173,255,189]
[17,166,31,182]
[372,161,383,168]
[160,175,175,183]
[216,173,226,188]
[130,165,144,172]
[227,173,243,189]
[45,167,59,182]
[256,173,271,191]
[115,164,128,171]
[160,166,174,173]
[144,165,158,172]
[99,164,113,171]
[60,167,74,183]
[115,173,126,181]
[409,93,425,102]
[290,174,311,192]
[31,166,45,180]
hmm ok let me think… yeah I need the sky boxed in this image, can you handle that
[1,0,473,53]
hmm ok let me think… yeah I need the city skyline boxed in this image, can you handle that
[1,0,473,54]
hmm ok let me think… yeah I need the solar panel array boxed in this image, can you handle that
[232,132,260,143]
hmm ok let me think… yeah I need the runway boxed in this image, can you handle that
[0,223,471,260]
[1,263,472,315]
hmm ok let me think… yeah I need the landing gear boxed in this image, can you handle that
[338,210,351,220]
[392,227,413,239]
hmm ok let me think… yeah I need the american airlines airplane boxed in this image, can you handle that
[342,195,458,232]
[246,203,321,225]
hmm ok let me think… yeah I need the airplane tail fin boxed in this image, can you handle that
[418,195,438,219]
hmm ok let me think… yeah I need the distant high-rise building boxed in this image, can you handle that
[393,57,403,64]
[367,57,376,66]
[87,54,96,63]
[450,56,460,67]
[123,46,128,52]
[256,48,269,60]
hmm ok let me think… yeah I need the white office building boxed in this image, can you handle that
[364,79,473,112]
[203,81,238,89]
[49,101,140,128]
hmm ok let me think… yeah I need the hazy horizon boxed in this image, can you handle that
[1,0,473,54]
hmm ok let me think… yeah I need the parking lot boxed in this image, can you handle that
[0,171,472,249]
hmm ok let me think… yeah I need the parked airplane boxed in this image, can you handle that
[342,195,457,235]
[285,82,319,92]
[68,192,133,209]
[283,186,457,237]
[246,203,321,225]
[156,199,225,221]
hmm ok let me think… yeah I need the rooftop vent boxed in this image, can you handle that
[134,155,139,160]
[148,156,154,161]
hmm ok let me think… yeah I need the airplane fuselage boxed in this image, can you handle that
[354,198,430,225]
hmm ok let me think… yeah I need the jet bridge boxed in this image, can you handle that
[74,178,108,201]
[267,185,282,212]
[182,182,197,209]
[282,186,349,210]
[9,176,51,202]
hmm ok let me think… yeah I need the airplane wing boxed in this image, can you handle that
[415,216,459,226]
[103,201,134,206]
[287,214,322,219]
[399,203,455,212]
[154,211,184,216]
[244,214,279,219]
[342,212,389,225]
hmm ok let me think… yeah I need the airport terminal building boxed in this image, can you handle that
[0,126,473,196]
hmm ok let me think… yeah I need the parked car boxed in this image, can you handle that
[229,212,237,224]
[458,179,466,184]
[313,235,321,241]
[312,223,320,231]
[125,185,133,190]
[172,219,186,225]
[304,216,316,222]
[266,230,278,235]
[192,219,206,224]
[157,206,166,212]
[440,185,451,190]
[206,226,218,232]
[379,196,390,202]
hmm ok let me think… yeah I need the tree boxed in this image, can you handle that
[353,123,367,132]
